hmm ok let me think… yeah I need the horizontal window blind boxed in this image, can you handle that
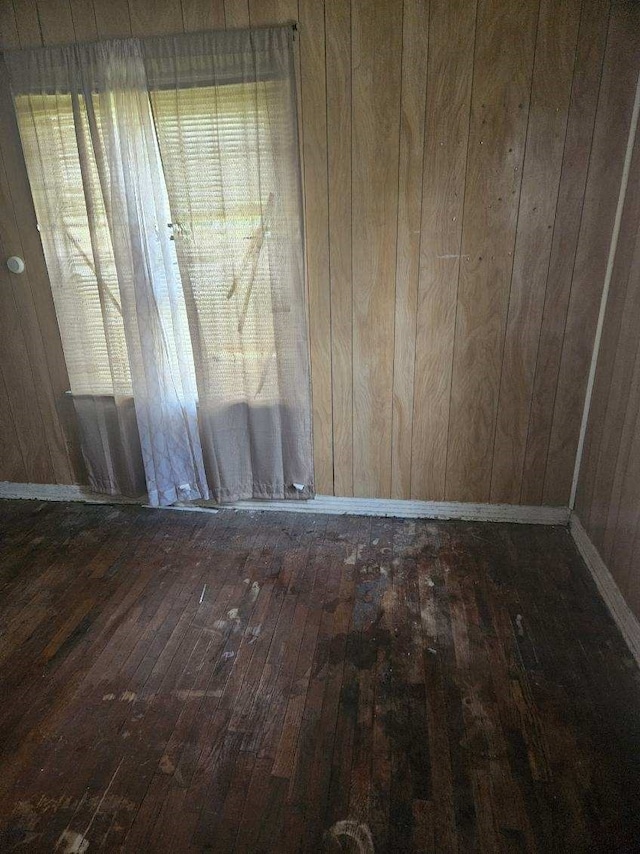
[150,82,284,403]
[17,81,288,404]
[16,93,132,397]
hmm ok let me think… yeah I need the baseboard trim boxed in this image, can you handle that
[0,482,569,525]
[0,482,140,504]
[226,495,569,524]
[570,513,640,666]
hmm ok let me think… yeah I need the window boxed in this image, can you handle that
[16,80,284,402]
[8,27,313,504]
[17,92,131,396]
[150,82,283,403]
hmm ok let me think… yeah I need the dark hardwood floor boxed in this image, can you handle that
[0,500,639,852]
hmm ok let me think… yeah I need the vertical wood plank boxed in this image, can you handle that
[410,0,476,501]
[248,0,296,25]
[0,371,27,481]
[181,0,225,31]
[0,59,76,483]
[598,246,640,561]
[604,337,640,566]
[12,0,42,46]
[609,392,640,596]
[326,0,353,497]
[272,0,298,22]
[520,0,610,505]
[445,0,539,502]
[390,0,429,500]
[298,0,333,494]
[625,527,640,617]
[544,0,640,505]
[129,0,181,35]
[69,0,98,40]
[223,0,249,28]
[575,135,640,542]
[0,0,20,49]
[0,258,54,483]
[490,0,581,503]
[599,222,640,567]
[352,0,402,498]
[93,0,132,38]
[36,0,75,43]
[0,142,73,483]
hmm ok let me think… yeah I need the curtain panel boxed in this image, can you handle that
[5,27,314,506]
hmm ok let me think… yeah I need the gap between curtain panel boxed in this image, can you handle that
[5,27,314,507]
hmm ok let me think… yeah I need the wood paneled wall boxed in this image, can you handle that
[575,80,640,620]
[0,0,638,504]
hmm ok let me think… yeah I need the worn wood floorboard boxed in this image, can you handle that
[0,500,639,852]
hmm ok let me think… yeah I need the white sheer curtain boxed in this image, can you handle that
[6,27,313,505]
[145,29,312,502]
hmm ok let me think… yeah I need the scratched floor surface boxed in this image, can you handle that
[0,500,639,852]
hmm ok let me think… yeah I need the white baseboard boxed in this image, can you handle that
[0,481,569,525]
[570,513,640,666]
[225,495,569,524]
[0,482,140,504]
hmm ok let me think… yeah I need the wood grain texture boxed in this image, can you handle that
[411,0,477,501]
[181,0,225,31]
[298,0,333,495]
[520,0,611,505]
[248,0,296,26]
[391,0,429,500]
[598,236,640,583]
[0,375,26,480]
[69,0,98,40]
[0,0,19,47]
[575,132,640,543]
[326,0,353,497]
[445,0,539,502]
[352,0,402,498]
[1,501,640,849]
[574,19,640,620]
[223,0,249,28]
[0,260,53,483]
[0,131,73,483]
[490,0,581,503]
[577,215,640,612]
[0,0,636,508]
[0,58,75,484]
[605,339,640,585]
[36,0,74,43]
[544,0,640,505]
[12,0,42,46]
[93,0,131,37]
[129,0,181,35]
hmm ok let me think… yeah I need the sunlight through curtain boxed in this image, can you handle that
[6,27,313,505]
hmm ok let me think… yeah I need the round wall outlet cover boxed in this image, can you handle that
[7,256,25,274]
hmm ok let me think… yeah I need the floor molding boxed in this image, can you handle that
[570,513,640,666]
[0,481,570,525]
[0,482,141,504]
[226,495,569,524]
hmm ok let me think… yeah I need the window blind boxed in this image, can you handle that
[16,81,286,402]
[150,82,282,403]
[16,92,132,396]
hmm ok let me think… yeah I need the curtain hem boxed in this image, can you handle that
[83,480,315,506]
[87,477,146,500]
[205,481,316,504]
